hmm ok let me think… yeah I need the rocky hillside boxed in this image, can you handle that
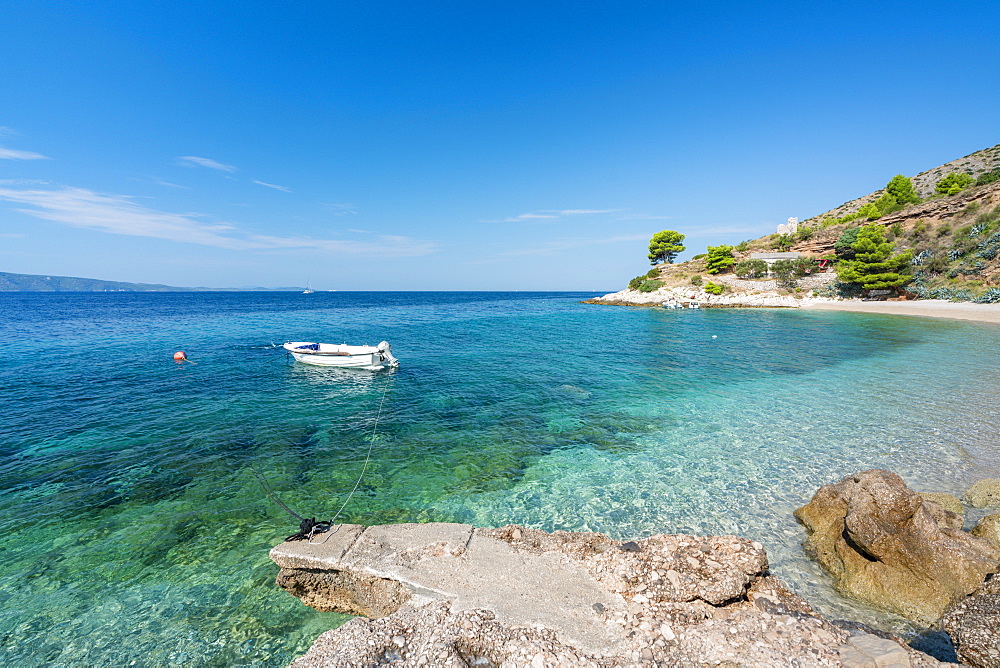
[806,144,1000,222]
[747,178,1000,299]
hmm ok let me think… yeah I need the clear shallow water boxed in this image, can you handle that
[1,292,998,665]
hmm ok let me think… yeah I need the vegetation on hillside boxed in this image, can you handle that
[621,146,1000,303]
[835,225,913,291]
[647,230,685,265]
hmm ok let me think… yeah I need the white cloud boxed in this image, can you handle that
[253,179,292,192]
[177,155,237,172]
[498,233,649,257]
[0,184,439,257]
[615,213,672,221]
[153,178,191,189]
[494,208,621,223]
[0,147,50,160]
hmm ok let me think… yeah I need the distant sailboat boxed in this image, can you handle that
[302,279,314,294]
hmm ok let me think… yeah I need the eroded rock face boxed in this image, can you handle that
[940,576,1000,668]
[794,469,1000,625]
[271,522,951,667]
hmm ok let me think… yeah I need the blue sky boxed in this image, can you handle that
[1,1,998,290]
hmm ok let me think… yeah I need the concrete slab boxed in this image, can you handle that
[269,524,366,570]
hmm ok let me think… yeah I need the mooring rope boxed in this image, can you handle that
[326,371,393,527]
[252,353,395,542]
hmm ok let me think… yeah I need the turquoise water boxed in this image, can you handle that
[1,292,998,665]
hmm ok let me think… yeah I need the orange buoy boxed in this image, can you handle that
[173,351,187,361]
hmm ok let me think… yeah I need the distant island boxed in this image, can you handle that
[0,271,302,292]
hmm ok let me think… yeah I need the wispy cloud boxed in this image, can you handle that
[615,213,672,221]
[0,184,438,257]
[153,178,191,189]
[0,147,50,160]
[177,155,237,172]
[498,233,649,257]
[493,208,621,223]
[253,179,292,192]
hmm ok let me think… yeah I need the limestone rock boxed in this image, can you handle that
[794,469,1000,624]
[965,479,1000,509]
[940,576,1000,668]
[272,522,951,667]
[919,492,965,517]
[921,498,966,532]
[971,515,1000,550]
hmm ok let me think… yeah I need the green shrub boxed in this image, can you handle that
[690,274,703,286]
[770,260,801,289]
[873,191,902,216]
[704,282,724,295]
[891,222,903,237]
[705,245,736,274]
[734,259,768,278]
[638,279,664,292]
[857,202,881,220]
[796,226,814,241]
[646,268,660,279]
[771,234,793,251]
[936,172,974,196]
[936,224,951,237]
[692,253,706,260]
[962,202,982,218]
[628,275,645,290]
[886,174,921,205]
[975,168,1000,187]
[735,240,750,252]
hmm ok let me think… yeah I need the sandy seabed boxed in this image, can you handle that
[803,299,1000,325]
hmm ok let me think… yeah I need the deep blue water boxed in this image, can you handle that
[1,291,998,666]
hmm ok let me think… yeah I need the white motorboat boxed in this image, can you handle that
[283,341,399,369]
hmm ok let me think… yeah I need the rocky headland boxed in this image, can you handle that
[268,471,1000,667]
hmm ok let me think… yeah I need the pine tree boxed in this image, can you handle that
[648,230,686,265]
[885,174,920,205]
[835,224,913,292]
[705,245,735,274]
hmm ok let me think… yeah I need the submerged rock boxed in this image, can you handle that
[940,576,1000,668]
[971,515,1000,550]
[918,492,965,518]
[271,522,950,667]
[794,469,1000,625]
[964,479,1000,509]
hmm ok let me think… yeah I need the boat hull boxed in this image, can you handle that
[283,341,398,370]
[288,351,386,369]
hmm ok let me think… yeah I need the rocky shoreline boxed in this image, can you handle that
[583,285,838,309]
[584,287,1000,325]
[269,472,1000,667]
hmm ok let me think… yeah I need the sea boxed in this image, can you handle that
[1,291,998,666]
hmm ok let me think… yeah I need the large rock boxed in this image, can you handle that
[794,469,1000,625]
[271,522,951,667]
[965,479,1000,509]
[971,515,1000,550]
[940,576,1000,668]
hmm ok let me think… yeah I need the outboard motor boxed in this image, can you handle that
[376,341,399,368]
